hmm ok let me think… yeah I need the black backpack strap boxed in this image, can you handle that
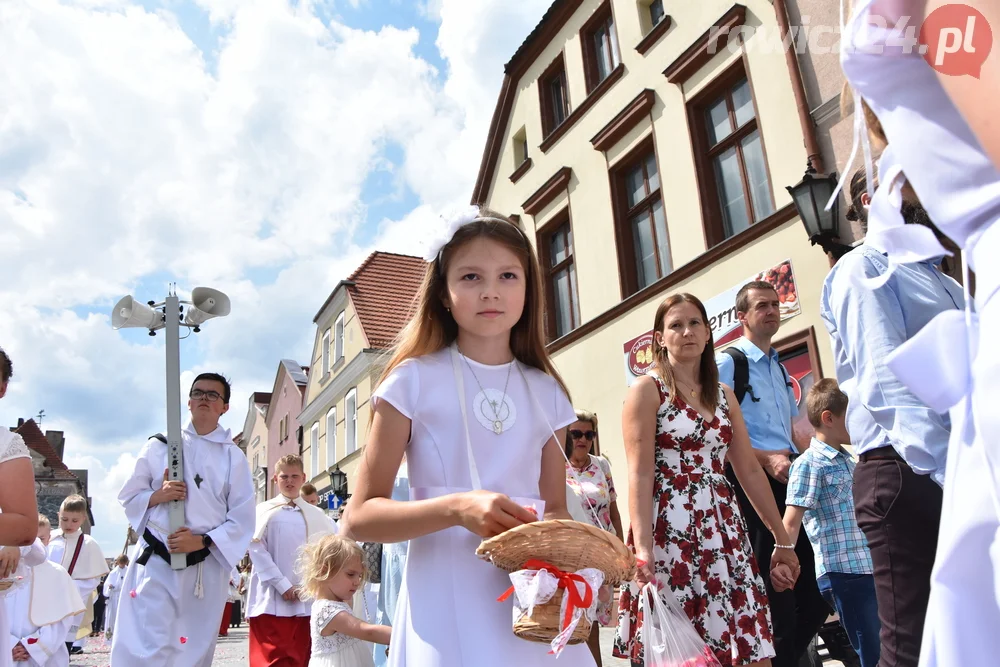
[722,347,750,405]
[150,433,167,444]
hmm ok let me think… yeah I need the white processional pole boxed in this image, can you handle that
[163,288,186,570]
[112,284,231,571]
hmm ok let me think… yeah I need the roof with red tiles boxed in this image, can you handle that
[346,252,427,349]
[13,419,79,481]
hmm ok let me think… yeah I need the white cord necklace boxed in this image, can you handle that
[457,344,514,435]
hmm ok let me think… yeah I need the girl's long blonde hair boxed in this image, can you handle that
[296,534,365,601]
[372,208,570,414]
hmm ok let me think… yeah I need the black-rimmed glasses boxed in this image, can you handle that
[190,389,223,402]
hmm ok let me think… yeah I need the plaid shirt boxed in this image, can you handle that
[786,438,873,577]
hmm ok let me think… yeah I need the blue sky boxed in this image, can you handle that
[1,0,552,556]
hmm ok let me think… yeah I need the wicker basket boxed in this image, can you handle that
[477,519,635,586]
[513,588,592,645]
[478,520,636,646]
[0,580,12,592]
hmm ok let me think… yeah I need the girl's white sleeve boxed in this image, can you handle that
[371,360,420,420]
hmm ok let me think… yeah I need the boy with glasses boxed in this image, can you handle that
[112,373,255,667]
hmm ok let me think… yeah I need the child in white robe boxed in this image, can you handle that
[111,372,255,667]
[4,517,84,667]
[45,495,107,655]
[101,555,128,640]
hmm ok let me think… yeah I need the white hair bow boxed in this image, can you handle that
[422,205,483,262]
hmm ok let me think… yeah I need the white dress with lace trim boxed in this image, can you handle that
[309,599,376,667]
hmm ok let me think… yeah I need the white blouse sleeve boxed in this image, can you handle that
[371,360,420,421]
[551,379,577,431]
[0,433,30,465]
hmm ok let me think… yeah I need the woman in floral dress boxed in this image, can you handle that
[613,295,799,667]
[565,410,623,666]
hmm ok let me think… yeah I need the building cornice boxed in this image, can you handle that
[663,4,748,84]
[298,349,380,425]
[522,167,573,216]
[590,89,656,152]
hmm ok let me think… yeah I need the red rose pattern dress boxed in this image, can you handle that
[613,374,775,666]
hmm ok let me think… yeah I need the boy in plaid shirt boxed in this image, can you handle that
[783,379,880,667]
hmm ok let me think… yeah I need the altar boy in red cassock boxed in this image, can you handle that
[248,454,337,666]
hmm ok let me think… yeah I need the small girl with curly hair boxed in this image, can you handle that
[299,534,390,667]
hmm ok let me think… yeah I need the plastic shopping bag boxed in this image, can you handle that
[640,583,722,667]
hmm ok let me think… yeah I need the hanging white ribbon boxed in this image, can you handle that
[507,566,604,657]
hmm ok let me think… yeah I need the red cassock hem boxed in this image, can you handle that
[249,614,312,667]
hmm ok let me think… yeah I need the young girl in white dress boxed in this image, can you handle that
[300,534,390,667]
[340,207,595,666]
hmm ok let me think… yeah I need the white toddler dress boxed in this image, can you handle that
[310,599,375,667]
[372,346,595,667]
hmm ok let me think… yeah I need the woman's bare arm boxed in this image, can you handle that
[0,458,38,547]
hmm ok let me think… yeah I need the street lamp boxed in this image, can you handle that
[328,464,348,497]
[112,284,231,569]
[787,163,853,260]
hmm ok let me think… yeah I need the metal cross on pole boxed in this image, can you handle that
[112,283,231,570]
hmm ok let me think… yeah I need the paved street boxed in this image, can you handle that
[68,624,844,665]
[69,626,250,666]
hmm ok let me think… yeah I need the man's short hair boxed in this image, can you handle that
[60,495,88,514]
[806,378,850,428]
[38,514,51,528]
[275,454,304,474]
[192,372,232,404]
[735,280,778,315]
[301,483,318,496]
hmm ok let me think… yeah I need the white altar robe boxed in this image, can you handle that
[110,421,255,667]
[3,541,80,667]
[102,565,126,635]
[46,530,106,644]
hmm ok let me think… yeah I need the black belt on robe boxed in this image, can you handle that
[136,528,212,568]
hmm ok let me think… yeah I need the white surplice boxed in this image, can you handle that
[838,2,1000,665]
[247,505,312,619]
[111,421,255,667]
[46,530,107,644]
[102,565,126,635]
[4,540,83,667]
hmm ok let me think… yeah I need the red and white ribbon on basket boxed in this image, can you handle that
[497,559,604,657]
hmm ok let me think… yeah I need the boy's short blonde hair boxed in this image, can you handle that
[806,379,850,428]
[296,534,364,601]
[38,514,51,528]
[300,483,318,496]
[59,495,88,515]
[275,454,304,474]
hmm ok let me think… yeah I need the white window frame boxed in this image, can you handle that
[345,388,358,456]
[321,329,331,376]
[334,312,345,362]
[325,406,337,468]
[310,423,319,476]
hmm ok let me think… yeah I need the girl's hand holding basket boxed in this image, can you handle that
[454,490,539,538]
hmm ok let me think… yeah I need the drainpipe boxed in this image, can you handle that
[773,0,825,174]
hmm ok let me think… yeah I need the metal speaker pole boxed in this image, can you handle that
[164,290,186,570]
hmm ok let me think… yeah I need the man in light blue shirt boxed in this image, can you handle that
[820,167,962,667]
[716,281,829,667]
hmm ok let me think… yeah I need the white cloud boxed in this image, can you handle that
[2,0,553,560]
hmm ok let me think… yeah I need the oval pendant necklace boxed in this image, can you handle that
[458,344,515,435]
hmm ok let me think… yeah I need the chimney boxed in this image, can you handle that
[17,418,24,427]
[46,431,66,459]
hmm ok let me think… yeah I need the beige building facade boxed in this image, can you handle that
[474,0,856,529]
[239,391,272,505]
[298,252,426,508]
